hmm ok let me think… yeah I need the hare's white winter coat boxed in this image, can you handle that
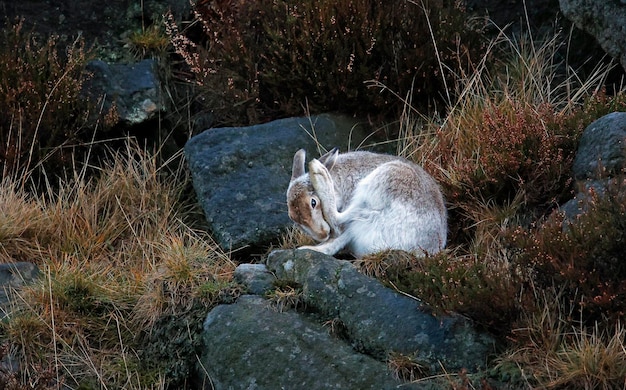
[287,148,447,257]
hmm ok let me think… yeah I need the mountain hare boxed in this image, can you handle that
[287,148,447,257]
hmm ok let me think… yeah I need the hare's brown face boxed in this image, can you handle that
[287,180,331,242]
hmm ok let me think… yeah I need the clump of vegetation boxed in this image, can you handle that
[0,20,98,177]
[387,351,430,382]
[384,249,526,332]
[384,26,626,388]
[267,280,304,312]
[277,226,315,250]
[127,18,170,59]
[354,250,416,279]
[166,0,486,125]
[0,142,237,388]
[510,176,626,324]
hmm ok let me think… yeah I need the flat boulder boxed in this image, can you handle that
[266,249,495,373]
[199,295,418,390]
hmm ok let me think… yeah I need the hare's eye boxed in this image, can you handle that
[310,198,317,208]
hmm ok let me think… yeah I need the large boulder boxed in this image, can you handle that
[196,251,496,389]
[199,295,421,390]
[184,114,385,255]
[266,250,495,373]
[561,112,626,221]
[559,0,626,71]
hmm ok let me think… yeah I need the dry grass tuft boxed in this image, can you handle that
[277,225,316,249]
[0,141,235,388]
[354,250,417,279]
[387,351,430,382]
[127,19,170,59]
[501,289,626,389]
[266,282,304,313]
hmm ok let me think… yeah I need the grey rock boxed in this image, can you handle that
[233,263,276,295]
[572,112,626,180]
[199,295,422,390]
[559,0,626,71]
[0,262,40,319]
[266,249,495,373]
[84,59,163,125]
[185,114,386,254]
[560,179,608,222]
[0,263,40,386]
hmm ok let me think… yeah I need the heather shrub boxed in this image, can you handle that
[0,20,95,177]
[401,30,626,247]
[432,99,579,206]
[509,176,626,324]
[382,247,527,333]
[166,0,485,125]
[417,84,626,215]
[382,28,626,342]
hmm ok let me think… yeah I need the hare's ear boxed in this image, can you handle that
[291,149,306,181]
[318,147,339,170]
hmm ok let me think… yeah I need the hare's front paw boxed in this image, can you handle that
[297,245,323,253]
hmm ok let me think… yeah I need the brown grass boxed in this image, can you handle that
[501,289,626,389]
[0,141,236,388]
[266,284,304,313]
[387,351,430,382]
